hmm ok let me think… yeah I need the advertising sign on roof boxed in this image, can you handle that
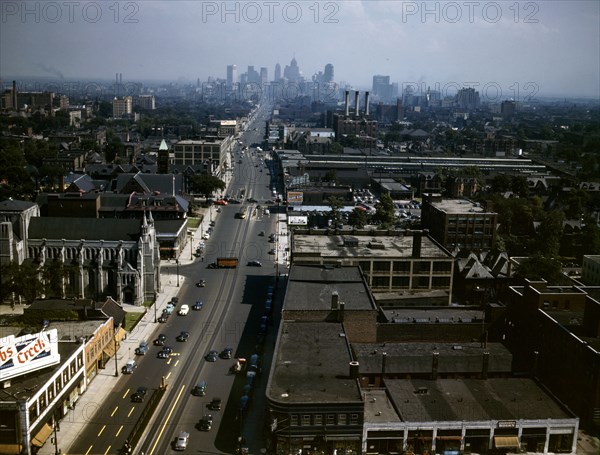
[287,191,303,205]
[0,329,60,381]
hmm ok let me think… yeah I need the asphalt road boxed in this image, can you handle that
[69,102,280,455]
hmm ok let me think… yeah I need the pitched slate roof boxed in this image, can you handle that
[0,199,37,211]
[29,217,143,241]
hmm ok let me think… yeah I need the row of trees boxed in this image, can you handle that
[0,260,76,306]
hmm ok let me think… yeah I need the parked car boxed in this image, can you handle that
[176,331,190,342]
[164,303,175,314]
[174,431,189,451]
[122,360,137,374]
[135,341,149,355]
[208,397,222,411]
[131,386,148,402]
[220,347,233,359]
[247,260,262,267]
[196,280,206,287]
[192,300,204,310]
[205,350,219,362]
[199,414,213,431]
[207,262,219,269]
[158,313,169,323]
[178,304,189,316]
[154,334,167,346]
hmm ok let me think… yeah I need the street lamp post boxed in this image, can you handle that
[114,322,120,377]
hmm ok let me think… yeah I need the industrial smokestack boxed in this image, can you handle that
[120,73,123,84]
[354,91,360,116]
[364,91,370,116]
[381,352,387,376]
[344,91,350,116]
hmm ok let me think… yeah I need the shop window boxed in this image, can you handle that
[338,414,347,425]
[301,415,311,426]
[326,414,335,425]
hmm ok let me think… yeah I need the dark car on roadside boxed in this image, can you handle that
[192,300,204,310]
[208,397,222,411]
[135,341,149,355]
[205,350,219,362]
[247,260,262,267]
[220,347,233,359]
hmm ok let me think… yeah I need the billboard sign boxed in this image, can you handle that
[0,329,61,381]
[287,191,304,205]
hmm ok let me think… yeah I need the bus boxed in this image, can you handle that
[236,206,248,219]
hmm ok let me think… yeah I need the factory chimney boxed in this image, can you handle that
[344,91,350,117]
[364,91,370,116]
[354,91,360,116]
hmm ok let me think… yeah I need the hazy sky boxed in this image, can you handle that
[1,1,599,98]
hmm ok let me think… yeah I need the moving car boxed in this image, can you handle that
[205,350,219,362]
[192,300,204,310]
[157,346,173,359]
[131,386,148,402]
[135,341,149,355]
[247,260,262,267]
[192,380,207,396]
[174,431,189,451]
[176,331,190,342]
[154,334,167,346]
[178,304,189,315]
[122,360,137,374]
[196,279,206,287]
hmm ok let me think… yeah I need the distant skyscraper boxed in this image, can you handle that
[274,63,281,82]
[246,66,260,84]
[324,64,334,83]
[501,100,516,118]
[456,87,480,109]
[260,67,268,84]
[372,75,393,100]
[227,64,237,88]
[283,57,302,83]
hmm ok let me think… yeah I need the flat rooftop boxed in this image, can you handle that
[292,233,451,259]
[267,322,362,404]
[285,265,375,312]
[385,377,573,422]
[429,199,494,214]
[364,389,402,424]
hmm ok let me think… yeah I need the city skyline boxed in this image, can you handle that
[1,1,599,98]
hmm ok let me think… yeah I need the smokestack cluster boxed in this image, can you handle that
[364,91,370,116]
[354,91,360,116]
[344,90,350,117]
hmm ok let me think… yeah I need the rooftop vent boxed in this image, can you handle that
[368,240,385,249]
[343,236,359,247]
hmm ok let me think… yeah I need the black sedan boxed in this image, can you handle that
[131,386,148,402]
[176,331,190,342]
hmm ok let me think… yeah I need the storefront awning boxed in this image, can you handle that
[102,341,116,359]
[31,423,53,447]
[494,436,520,448]
[437,436,463,441]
